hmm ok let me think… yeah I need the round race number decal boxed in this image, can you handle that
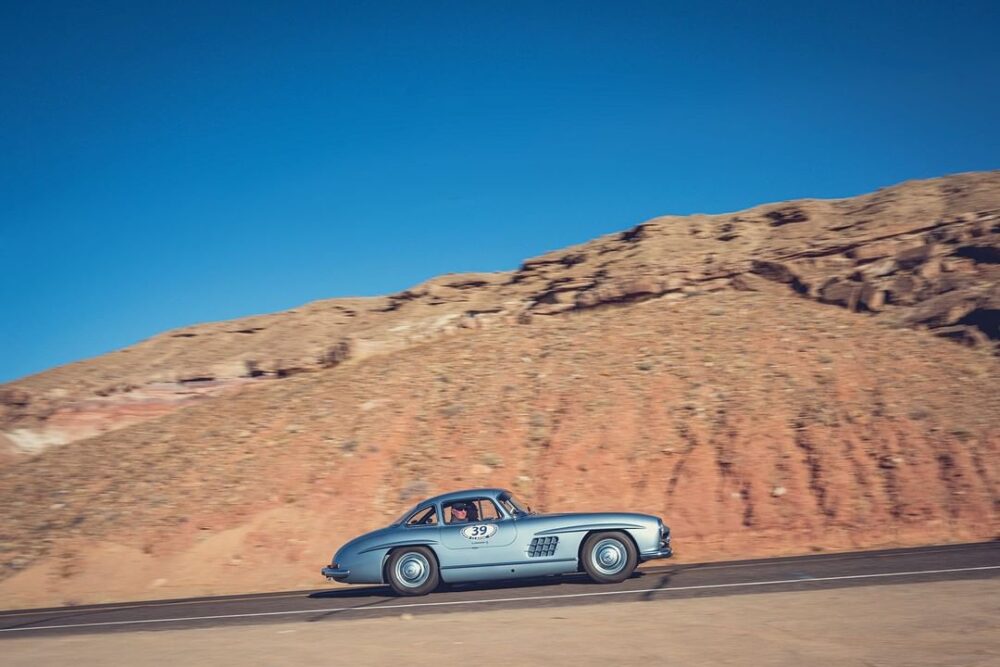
[461,524,498,541]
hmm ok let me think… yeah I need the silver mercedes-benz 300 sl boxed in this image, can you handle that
[321,487,672,595]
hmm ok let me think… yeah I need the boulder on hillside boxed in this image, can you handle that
[860,283,887,311]
[853,257,898,280]
[849,240,901,262]
[905,290,980,328]
[750,260,800,284]
[0,389,31,408]
[819,279,862,311]
[894,244,935,270]
[887,275,920,306]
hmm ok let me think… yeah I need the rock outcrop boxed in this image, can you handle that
[4,172,998,457]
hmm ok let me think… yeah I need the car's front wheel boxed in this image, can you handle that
[386,546,440,596]
[581,531,637,584]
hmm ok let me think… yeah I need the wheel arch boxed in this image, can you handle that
[576,529,640,571]
[381,543,442,584]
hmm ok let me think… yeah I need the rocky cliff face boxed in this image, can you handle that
[0,171,997,608]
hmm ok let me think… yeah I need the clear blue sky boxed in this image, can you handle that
[2,1,998,383]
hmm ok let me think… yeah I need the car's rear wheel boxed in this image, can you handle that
[581,531,637,584]
[386,546,440,596]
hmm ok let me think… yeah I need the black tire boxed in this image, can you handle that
[581,531,638,584]
[386,546,440,596]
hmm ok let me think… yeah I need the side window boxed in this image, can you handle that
[444,498,502,524]
[406,506,438,526]
[475,499,501,520]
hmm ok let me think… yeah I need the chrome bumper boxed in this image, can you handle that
[321,566,350,580]
[641,546,673,560]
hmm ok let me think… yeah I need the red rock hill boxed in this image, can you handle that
[1,171,997,608]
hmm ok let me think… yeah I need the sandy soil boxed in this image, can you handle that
[3,579,998,666]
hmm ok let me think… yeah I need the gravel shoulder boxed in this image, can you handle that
[4,579,999,667]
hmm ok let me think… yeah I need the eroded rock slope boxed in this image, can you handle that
[0,171,996,607]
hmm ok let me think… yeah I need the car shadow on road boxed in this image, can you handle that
[305,596,400,622]
[308,570,654,604]
[637,566,692,601]
[443,569,664,593]
[307,586,397,600]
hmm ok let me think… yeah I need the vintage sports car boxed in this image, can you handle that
[321,487,672,595]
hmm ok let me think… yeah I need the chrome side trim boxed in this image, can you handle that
[358,539,440,555]
[441,557,576,571]
[534,522,644,536]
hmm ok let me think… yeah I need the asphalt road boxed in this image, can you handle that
[1,541,997,637]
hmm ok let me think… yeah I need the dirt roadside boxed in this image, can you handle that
[3,578,998,666]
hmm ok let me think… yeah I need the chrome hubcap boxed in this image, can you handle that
[591,538,627,575]
[394,553,430,588]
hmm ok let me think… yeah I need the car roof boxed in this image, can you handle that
[421,488,512,505]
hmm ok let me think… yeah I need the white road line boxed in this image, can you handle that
[0,592,328,619]
[0,544,987,619]
[1,564,997,634]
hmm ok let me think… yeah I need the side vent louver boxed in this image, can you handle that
[527,536,559,557]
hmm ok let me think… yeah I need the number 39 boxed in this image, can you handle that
[472,525,487,536]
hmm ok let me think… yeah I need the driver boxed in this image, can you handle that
[449,502,471,524]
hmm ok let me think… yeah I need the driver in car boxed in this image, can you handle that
[448,502,471,523]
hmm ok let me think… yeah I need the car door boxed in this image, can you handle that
[438,496,518,560]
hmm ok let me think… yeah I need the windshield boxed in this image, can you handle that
[391,503,419,525]
[499,492,533,517]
